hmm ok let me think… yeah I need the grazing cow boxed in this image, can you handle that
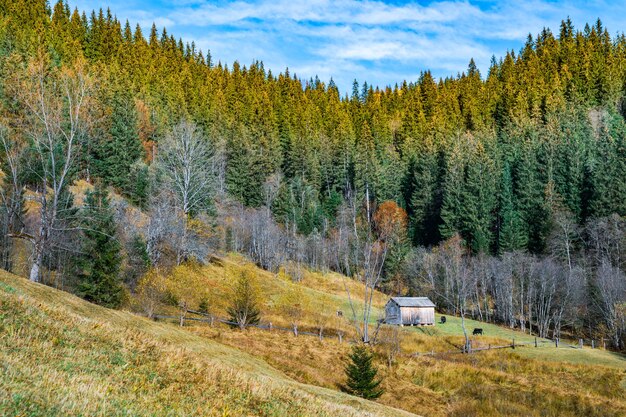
[440,316,447,324]
[472,328,483,336]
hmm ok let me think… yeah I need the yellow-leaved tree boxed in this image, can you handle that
[135,269,167,319]
[166,262,210,326]
[277,284,310,336]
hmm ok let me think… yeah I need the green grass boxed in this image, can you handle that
[406,313,626,370]
[428,313,542,343]
[514,344,626,369]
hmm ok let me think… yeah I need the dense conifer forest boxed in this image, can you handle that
[0,1,625,349]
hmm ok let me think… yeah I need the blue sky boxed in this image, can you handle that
[69,1,626,93]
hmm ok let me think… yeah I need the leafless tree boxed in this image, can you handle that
[146,189,182,269]
[157,119,214,264]
[595,258,626,348]
[377,324,403,367]
[586,215,625,269]
[0,125,26,271]
[490,255,515,328]
[469,254,491,322]
[511,252,536,334]
[336,185,391,344]
[6,55,93,282]
[532,258,559,338]
[263,172,282,214]
[438,235,475,350]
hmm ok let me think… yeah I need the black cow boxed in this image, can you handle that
[472,328,483,336]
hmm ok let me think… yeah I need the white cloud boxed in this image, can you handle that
[70,0,626,92]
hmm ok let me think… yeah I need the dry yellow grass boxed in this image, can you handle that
[141,255,626,417]
[3,249,625,417]
[190,324,626,417]
[0,270,417,417]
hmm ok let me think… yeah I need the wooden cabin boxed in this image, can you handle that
[384,297,436,326]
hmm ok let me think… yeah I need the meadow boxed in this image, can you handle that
[2,256,624,416]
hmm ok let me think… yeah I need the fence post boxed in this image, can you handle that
[555,337,559,348]
[603,338,606,350]
[579,338,583,349]
[338,332,343,343]
[592,339,595,349]
[488,343,491,350]
[293,324,298,337]
[534,337,538,348]
[269,322,273,332]
[319,328,323,341]
[512,338,515,349]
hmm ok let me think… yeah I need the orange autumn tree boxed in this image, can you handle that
[373,201,408,244]
[374,201,409,293]
[340,198,409,344]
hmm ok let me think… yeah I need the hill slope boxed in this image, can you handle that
[2,259,625,417]
[0,269,417,417]
[147,257,626,417]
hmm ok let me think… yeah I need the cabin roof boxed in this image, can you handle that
[389,297,435,308]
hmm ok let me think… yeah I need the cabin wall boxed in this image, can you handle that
[385,303,401,325]
[400,307,435,325]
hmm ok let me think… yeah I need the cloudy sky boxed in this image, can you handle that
[69,0,626,93]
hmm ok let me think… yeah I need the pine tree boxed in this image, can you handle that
[439,142,465,241]
[76,185,124,308]
[92,87,144,196]
[342,345,384,399]
[498,162,527,253]
[461,142,497,253]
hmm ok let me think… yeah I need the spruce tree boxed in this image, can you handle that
[342,345,384,399]
[408,150,441,246]
[498,162,527,253]
[515,141,548,253]
[76,185,124,308]
[439,143,465,241]
[93,88,144,196]
[462,139,498,253]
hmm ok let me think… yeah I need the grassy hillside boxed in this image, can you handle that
[0,269,415,417]
[145,256,626,417]
[154,255,626,367]
[2,257,625,417]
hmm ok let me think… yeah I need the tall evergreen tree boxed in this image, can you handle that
[76,185,124,308]
[461,142,497,253]
[497,162,527,252]
[92,87,144,197]
[439,141,465,241]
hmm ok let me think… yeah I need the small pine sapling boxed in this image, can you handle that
[341,344,384,399]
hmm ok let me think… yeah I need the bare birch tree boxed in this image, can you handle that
[157,119,214,264]
[0,125,26,271]
[6,55,92,282]
[595,258,626,348]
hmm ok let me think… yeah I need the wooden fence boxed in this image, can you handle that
[152,310,342,341]
[151,310,609,357]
